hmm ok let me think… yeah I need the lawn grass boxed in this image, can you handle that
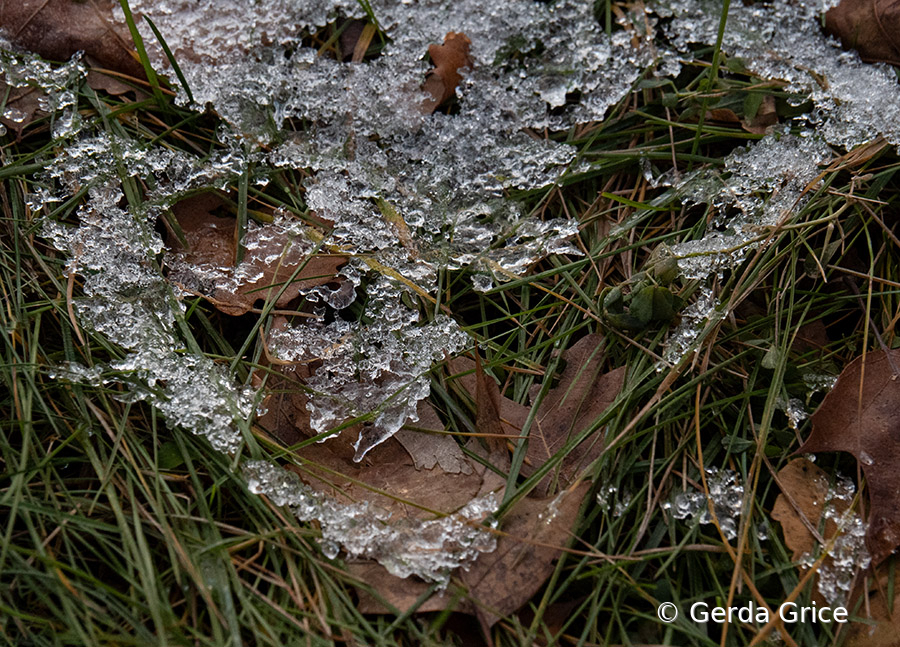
[2,4,900,646]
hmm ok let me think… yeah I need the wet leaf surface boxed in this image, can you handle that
[798,349,900,565]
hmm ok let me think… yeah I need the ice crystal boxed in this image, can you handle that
[42,184,252,453]
[661,0,900,151]
[269,276,469,460]
[668,133,830,280]
[797,476,869,607]
[803,371,838,395]
[243,459,498,583]
[660,286,724,368]
[778,397,809,431]
[0,48,86,137]
[595,484,632,517]
[664,468,744,540]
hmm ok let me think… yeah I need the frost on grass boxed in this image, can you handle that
[243,459,498,583]
[664,468,744,541]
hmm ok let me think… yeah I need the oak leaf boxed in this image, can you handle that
[460,482,591,632]
[797,349,900,565]
[0,0,143,78]
[347,482,590,632]
[826,0,900,66]
[771,458,846,562]
[453,334,626,496]
[421,32,472,114]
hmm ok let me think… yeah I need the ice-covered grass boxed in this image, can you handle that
[3,0,900,643]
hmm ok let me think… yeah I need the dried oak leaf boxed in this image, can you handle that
[797,349,900,565]
[0,0,143,78]
[254,355,487,520]
[452,334,626,497]
[165,193,348,315]
[826,0,900,66]
[348,482,590,630]
[772,458,845,561]
[421,32,472,114]
[394,401,475,474]
[287,430,484,521]
[771,458,855,605]
[460,482,591,632]
[844,566,900,647]
[742,94,778,135]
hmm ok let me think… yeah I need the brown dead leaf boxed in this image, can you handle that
[348,481,589,632]
[461,482,591,631]
[454,335,625,496]
[0,80,46,136]
[826,0,900,66]
[421,32,472,114]
[254,355,487,519]
[288,431,484,520]
[254,335,598,629]
[165,193,347,315]
[348,561,474,614]
[85,69,142,97]
[798,349,900,565]
[844,565,900,647]
[771,458,855,606]
[0,0,143,78]
[394,402,474,474]
[791,319,830,356]
[771,458,841,561]
[705,108,742,125]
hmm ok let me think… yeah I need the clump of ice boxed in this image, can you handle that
[0,48,86,138]
[778,397,809,431]
[243,459,498,583]
[595,484,633,517]
[269,276,469,460]
[667,132,831,280]
[664,468,744,541]
[798,476,869,606]
[661,0,900,151]
[41,184,252,453]
[660,286,725,368]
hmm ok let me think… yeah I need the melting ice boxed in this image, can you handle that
[664,468,744,541]
[12,0,900,580]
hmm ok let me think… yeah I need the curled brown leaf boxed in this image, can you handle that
[421,32,472,114]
